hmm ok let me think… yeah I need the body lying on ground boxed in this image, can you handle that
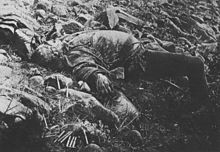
[32,30,209,121]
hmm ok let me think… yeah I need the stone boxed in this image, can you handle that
[0,49,7,54]
[0,65,12,84]
[51,23,64,37]
[35,9,46,18]
[160,40,176,53]
[0,49,9,64]
[0,54,8,64]
[52,4,68,17]
[67,0,82,6]
[19,92,51,113]
[29,75,44,86]
[44,73,73,89]
[78,13,94,23]
[80,144,103,152]
[14,29,36,60]
[35,0,52,11]
[21,0,35,6]
[62,20,84,34]
[0,96,32,120]
[29,68,41,76]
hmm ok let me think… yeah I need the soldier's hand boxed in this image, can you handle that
[96,73,112,94]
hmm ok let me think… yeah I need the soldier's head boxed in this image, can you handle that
[31,44,66,71]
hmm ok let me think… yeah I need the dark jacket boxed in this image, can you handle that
[63,30,145,82]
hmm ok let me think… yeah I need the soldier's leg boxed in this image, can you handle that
[143,50,209,104]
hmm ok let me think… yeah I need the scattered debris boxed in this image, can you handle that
[0,0,219,152]
[52,4,68,17]
[19,91,51,113]
[58,88,120,125]
[0,65,12,84]
[79,143,103,152]
[44,73,73,90]
[35,0,52,11]
[96,6,145,29]
[0,54,8,64]
[122,129,143,146]
[62,19,84,34]
[45,86,57,93]
[0,96,32,122]
[29,75,44,87]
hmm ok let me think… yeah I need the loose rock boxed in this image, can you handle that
[0,96,32,121]
[52,4,68,17]
[35,9,46,19]
[0,54,8,64]
[67,0,82,6]
[44,73,73,89]
[20,92,51,113]
[35,0,52,11]
[80,143,103,152]
[14,28,36,60]
[29,75,44,87]
[78,13,94,23]
[29,68,41,76]
[21,0,35,6]
[62,20,84,34]
[0,49,7,54]
[0,65,12,84]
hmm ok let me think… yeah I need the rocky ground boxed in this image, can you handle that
[0,0,220,152]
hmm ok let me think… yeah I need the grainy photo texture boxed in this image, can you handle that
[0,0,219,152]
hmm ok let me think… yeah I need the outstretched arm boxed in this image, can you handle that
[78,68,112,94]
[65,50,112,94]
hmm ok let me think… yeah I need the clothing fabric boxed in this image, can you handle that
[63,30,147,81]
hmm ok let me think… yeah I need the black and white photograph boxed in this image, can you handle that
[0,0,219,151]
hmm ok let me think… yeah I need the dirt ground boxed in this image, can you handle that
[0,0,220,152]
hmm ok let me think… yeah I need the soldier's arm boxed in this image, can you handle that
[65,50,112,94]
[75,62,112,94]
[75,66,112,94]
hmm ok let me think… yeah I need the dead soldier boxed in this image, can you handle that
[32,30,209,121]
